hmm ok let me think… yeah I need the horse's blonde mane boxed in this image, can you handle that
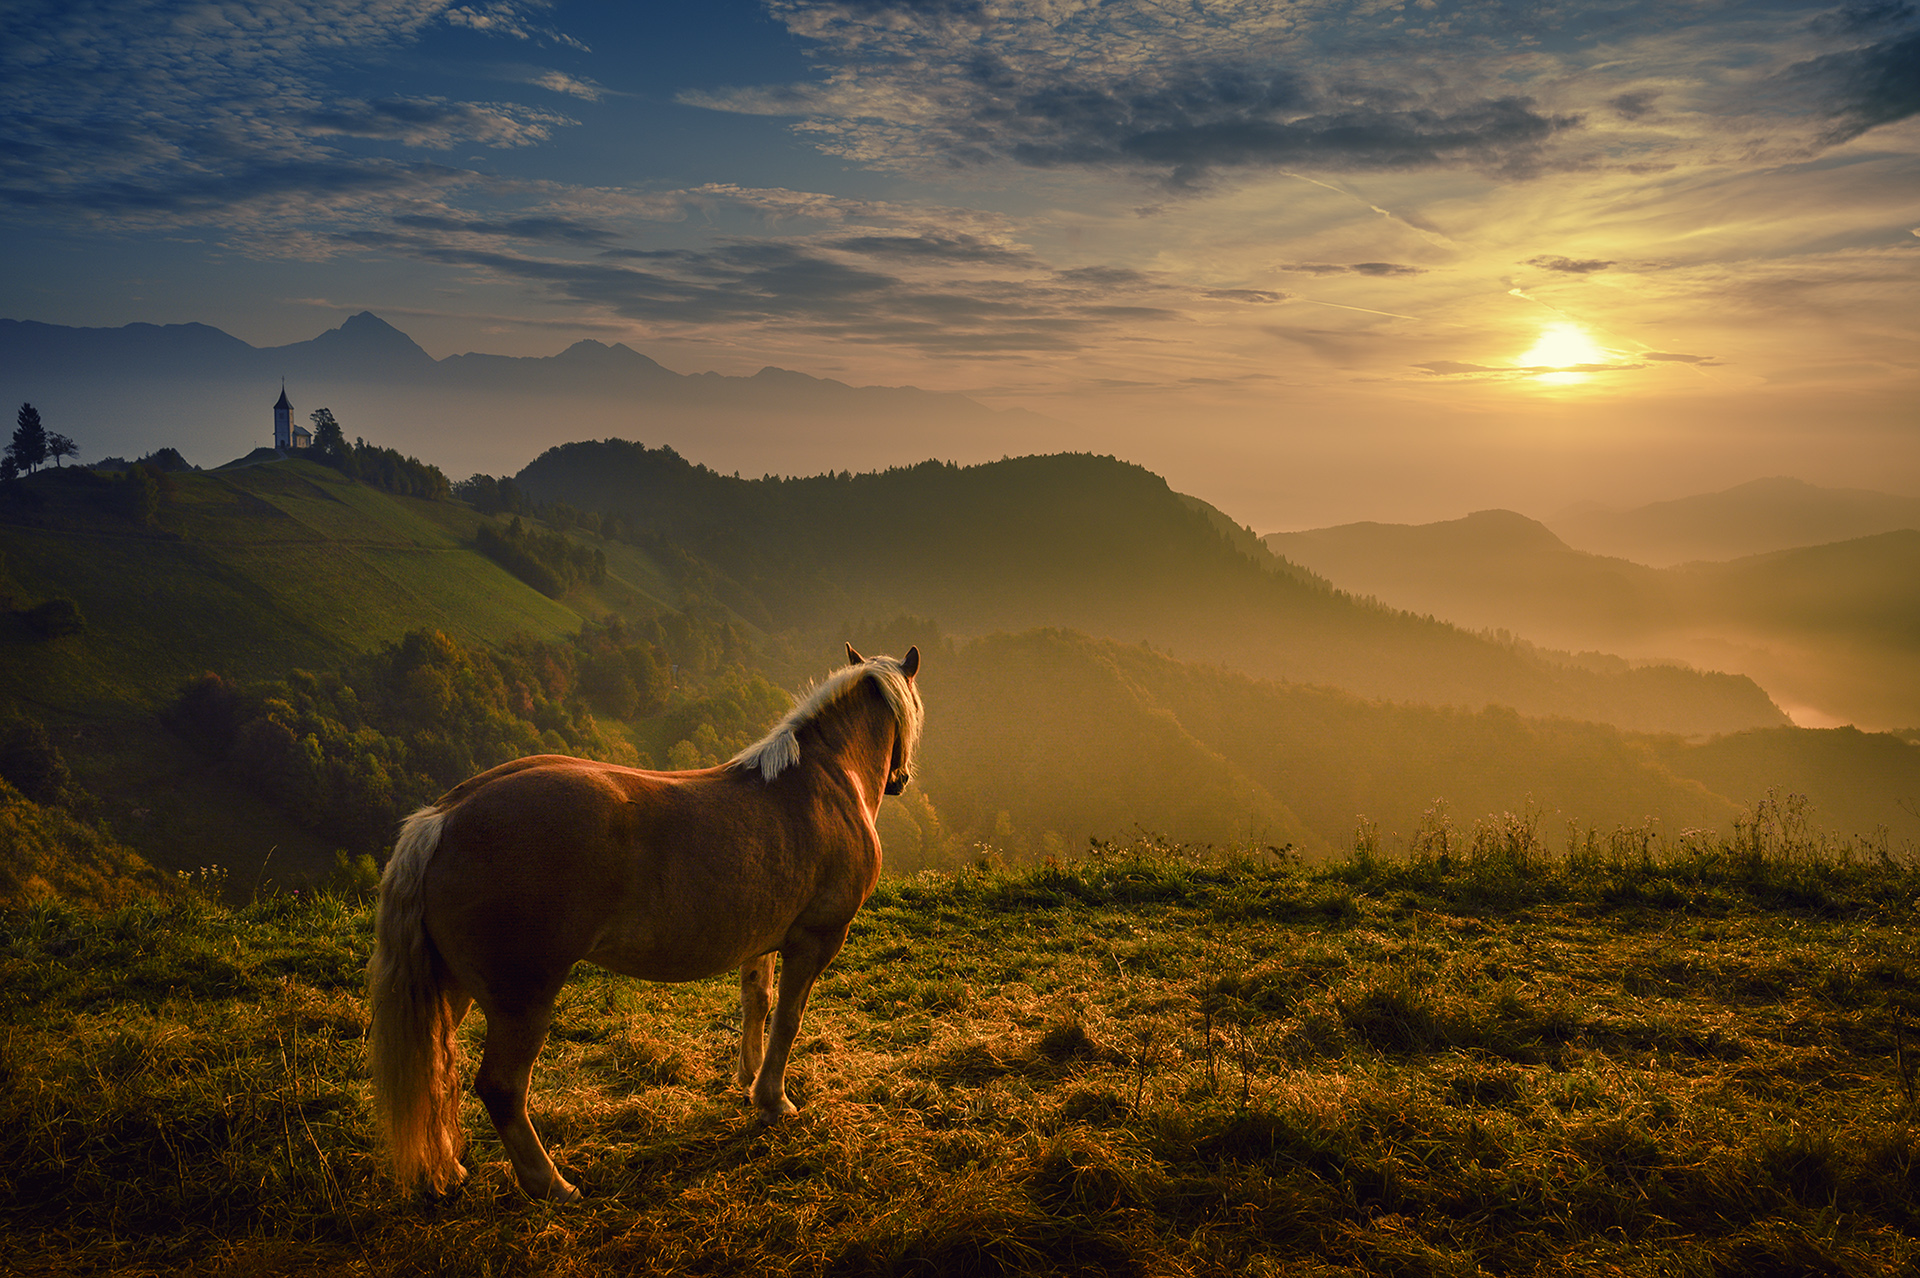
[729,654,923,784]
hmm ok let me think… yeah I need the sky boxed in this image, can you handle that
[2,0,1917,530]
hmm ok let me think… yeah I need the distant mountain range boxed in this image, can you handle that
[1265,509,1920,730]
[0,312,1056,478]
[1548,477,1920,565]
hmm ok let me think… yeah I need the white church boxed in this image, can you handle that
[272,386,313,451]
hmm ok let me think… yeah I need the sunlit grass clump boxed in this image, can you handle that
[3,802,1916,1275]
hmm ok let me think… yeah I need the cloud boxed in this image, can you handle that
[1791,27,1920,142]
[1014,89,1577,185]
[392,212,616,245]
[299,98,574,149]
[1279,262,1425,276]
[1415,360,1507,376]
[443,3,589,51]
[1053,265,1153,288]
[331,223,1186,355]
[1609,91,1661,119]
[526,71,606,101]
[1206,289,1289,303]
[1643,351,1722,364]
[695,0,1920,194]
[822,232,1039,265]
[695,0,1680,185]
[1526,254,1616,273]
[1811,2,1918,36]
[0,0,588,239]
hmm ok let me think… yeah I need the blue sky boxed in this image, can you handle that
[2,0,1916,524]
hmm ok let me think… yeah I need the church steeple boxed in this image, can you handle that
[273,383,292,450]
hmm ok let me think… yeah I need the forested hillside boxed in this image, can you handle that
[513,442,1784,738]
[0,457,764,889]
[5,448,1914,905]
[908,629,1920,860]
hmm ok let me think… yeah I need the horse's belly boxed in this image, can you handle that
[584,931,771,983]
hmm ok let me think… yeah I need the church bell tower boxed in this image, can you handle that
[273,384,292,451]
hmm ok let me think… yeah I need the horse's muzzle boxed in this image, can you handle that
[884,772,910,796]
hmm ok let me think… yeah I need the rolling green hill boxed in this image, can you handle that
[514,442,1785,738]
[0,458,690,887]
[5,450,1914,904]
[0,459,587,717]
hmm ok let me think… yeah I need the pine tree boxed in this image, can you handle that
[9,403,48,473]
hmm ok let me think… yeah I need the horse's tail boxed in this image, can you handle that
[367,804,464,1193]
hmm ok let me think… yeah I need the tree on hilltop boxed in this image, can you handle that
[46,432,77,467]
[309,407,346,461]
[8,403,48,474]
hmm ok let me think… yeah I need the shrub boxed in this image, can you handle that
[0,718,72,806]
[20,596,84,637]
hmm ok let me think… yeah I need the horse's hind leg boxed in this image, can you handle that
[474,997,579,1201]
[752,924,848,1122]
[738,953,775,1094]
[445,987,475,1187]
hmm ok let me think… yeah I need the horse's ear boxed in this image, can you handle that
[846,643,865,666]
[901,646,919,681]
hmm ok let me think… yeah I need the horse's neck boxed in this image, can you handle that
[808,686,896,793]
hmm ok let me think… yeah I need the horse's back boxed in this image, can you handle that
[431,753,588,809]
[421,756,817,985]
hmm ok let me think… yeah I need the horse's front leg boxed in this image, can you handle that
[751,923,848,1122]
[737,953,775,1095]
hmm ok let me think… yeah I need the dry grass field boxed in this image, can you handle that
[3,807,1917,1276]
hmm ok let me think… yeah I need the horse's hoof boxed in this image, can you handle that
[536,1177,582,1203]
[419,1164,469,1203]
[755,1096,799,1123]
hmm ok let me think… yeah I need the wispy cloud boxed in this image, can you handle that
[686,0,1920,193]
[1281,262,1426,277]
[1526,255,1616,274]
[0,0,584,241]
[321,211,1201,355]
[300,98,575,149]
[524,70,608,101]
[443,2,588,51]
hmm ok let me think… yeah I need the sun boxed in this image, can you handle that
[1519,322,1609,385]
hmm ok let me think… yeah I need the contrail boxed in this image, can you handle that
[1294,296,1429,322]
[1279,171,1459,249]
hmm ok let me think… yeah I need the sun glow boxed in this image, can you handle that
[1520,322,1609,385]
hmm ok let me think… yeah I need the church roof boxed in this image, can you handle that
[274,386,292,410]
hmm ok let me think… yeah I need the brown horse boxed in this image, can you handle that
[367,644,922,1199]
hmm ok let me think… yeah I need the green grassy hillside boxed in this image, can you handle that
[0,460,588,717]
[0,460,691,887]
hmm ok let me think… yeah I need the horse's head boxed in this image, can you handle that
[848,644,920,794]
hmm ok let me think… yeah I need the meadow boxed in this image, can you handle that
[3,806,1916,1276]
